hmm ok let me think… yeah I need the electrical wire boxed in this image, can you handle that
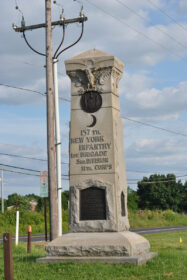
[1,165,186,183]
[122,116,187,137]
[146,0,187,33]
[1,82,187,137]
[83,0,186,61]
[114,0,187,51]
[0,163,69,177]
[53,24,65,59]
[0,163,40,173]
[0,83,46,96]
[2,168,39,177]
[128,177,186,185]
[56,21,84,59]
[0,83,70,102]
[1,150,187,179]
[23,31,46,57]
[1,82,186,137]
[0,152,68,165]
[2,168,69,180]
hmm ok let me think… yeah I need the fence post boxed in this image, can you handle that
[3,233,13,280]
[27,225,32,253]
[15,211,19,246]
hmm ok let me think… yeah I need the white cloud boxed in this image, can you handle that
[178,0,187,13]
[120,72,187,120]
[126,137,187,175]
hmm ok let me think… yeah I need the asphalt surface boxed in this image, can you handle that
[0,226,186,243]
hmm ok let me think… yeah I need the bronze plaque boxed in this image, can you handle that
[80,90,102,113]
[80,186,106,220]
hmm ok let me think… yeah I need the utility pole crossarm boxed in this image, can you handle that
[13,17,88,32]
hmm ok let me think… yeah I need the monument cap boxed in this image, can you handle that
[65,49,124,72]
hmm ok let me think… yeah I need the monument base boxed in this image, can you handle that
[37,231,157,265]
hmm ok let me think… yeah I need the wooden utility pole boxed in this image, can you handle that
[45,0,58,240]
[13,1,87,241]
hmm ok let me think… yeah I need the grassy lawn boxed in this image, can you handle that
[0,230,186,280]
[129,209,187,229]
[0,209,186,236]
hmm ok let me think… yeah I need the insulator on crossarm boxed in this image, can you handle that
[21,16,25,27]
[60,9,65,21]
[80,5,85,17]
[12,23,17,30]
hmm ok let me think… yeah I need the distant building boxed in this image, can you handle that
[7,200,38,211]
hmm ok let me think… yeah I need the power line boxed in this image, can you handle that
[2,151,187,177]
[0,151,68,165]
[122,116,187,137]
[3,168,39,177]
[146,0,187,33]
[0,83,70,102]
[2,168,69,180]
[0,83,46,96]
[4,57,64,75]
[126,169,187,175]
[1,83,187,137]
[128,179,176,184]
[128,177,186,185]
[114,0,187,51]
[1,153,187,178]
[0,163,69,177]
[84,0,186,61]
[0,163,41,173]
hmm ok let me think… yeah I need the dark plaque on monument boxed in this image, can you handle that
[80,90,102,113]
[80,186,106,220]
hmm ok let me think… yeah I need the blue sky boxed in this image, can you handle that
[0,0,187,198]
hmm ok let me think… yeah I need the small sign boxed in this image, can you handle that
[40,171,48,198]
[40,171,48,185]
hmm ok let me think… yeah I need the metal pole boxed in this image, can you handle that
[44,197,48,241]
[53,58,62,236]
[15,211,19,246]
[3,233,13,280]
[45,0,58,241]
[1,169,4,213]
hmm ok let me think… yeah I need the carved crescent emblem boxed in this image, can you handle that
[87,114,97,128]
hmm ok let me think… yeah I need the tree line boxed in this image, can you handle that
[0,174,186,213]
[0,191,69,212]
[128,173,187,212]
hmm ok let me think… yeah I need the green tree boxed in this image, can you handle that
[36,197,49,212]
[137,174,186,212]
[25,193,40,202]
[127,187,139,211]
[181,181,187,212]
[0,198,7,211]
[7,193,30,210]
[62,190,69,210]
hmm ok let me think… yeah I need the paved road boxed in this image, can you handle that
[0,226,186,243]
[130,226,187,234]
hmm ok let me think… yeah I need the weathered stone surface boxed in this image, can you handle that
[65,49,129,232]
[37,252,158,265]
[45,232,150,257]
[37,50,157,266]
[38,232,157,265]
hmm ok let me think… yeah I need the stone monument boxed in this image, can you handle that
[37,49,157,265]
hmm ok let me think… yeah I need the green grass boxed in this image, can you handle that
[0,209,186,236]
[0,231,186,280]
[0,209,69,236]
[129,209,187,229]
